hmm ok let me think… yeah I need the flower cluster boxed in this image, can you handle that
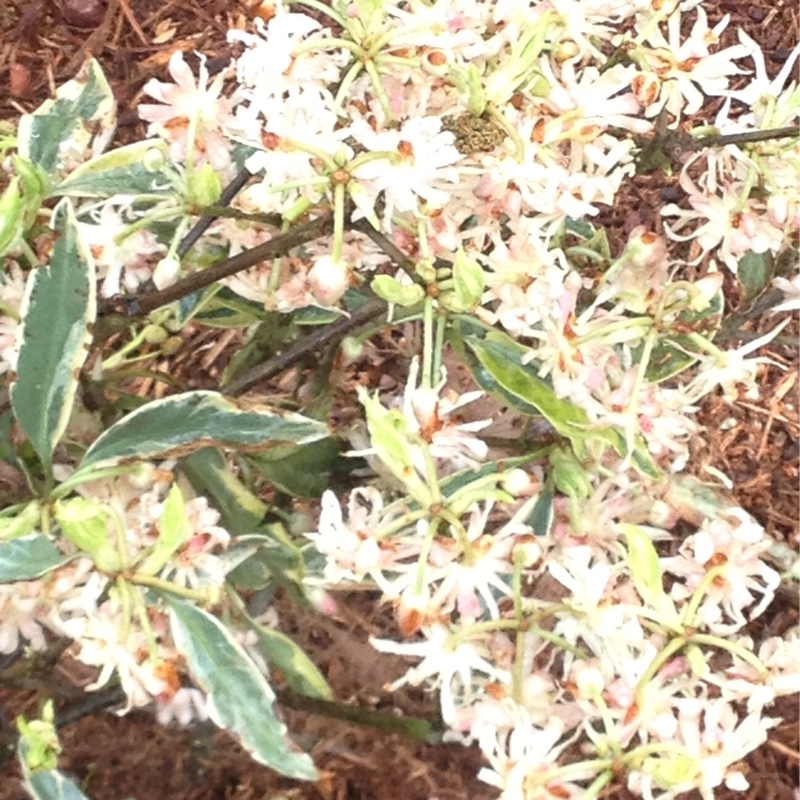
[0,0,796,794]
[310,381,798,798]
[0,467,234,724]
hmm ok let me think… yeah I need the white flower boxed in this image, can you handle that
[771,274,800,313]
[351,116,462,219]
[77,202,164,298]
[61,599,170,713]
[156,686,208,726]
[401,357,490,472]
[307,488,411,588]
[726,31,800,128]
[661,508,780,635]
[545,62,653,134]
[637,7,751,117]
[681,318,789,403]
[371,623,510,725]
[662,172,785,273]
[0,263,26,374]
[0,581,47,654]
[427,502,516,621]
[140,51,233,170]
[636,697,776,800]
[477,706,581,800]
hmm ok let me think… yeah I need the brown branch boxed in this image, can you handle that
[99,212,335,318]
[223,295,387,395]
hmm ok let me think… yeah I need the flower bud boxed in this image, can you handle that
[573,662,605,698]
[551,446,591,500]
[143,324,168,344]
[308,255,350,306]
[626,226,666,269]
[153,256,181,289]
[411,388,440,434]
[501,468,535,496]
[767,193,789,227]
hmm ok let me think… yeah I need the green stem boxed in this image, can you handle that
[633,635,687,706]
[422,295,434,389]
[688,633,768,677]
[436,505,474,564]
[432,309,446,381]
[130,573,212,602]
[448,618,522,645]
[332,181,346,262]
[286,0,347,26]
[413,516,441,595]
[485,102,525,161]
[680,564,726,628]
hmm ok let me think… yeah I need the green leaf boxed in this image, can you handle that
[528,487,553,537]
[0,177,24,257]
[451,318,661,478]
[11,198,95,470]
[620,523,679,625]
[250,438,341,498]
[21,767,92,800]
[53,498,121,572]
[52,140,172,198]
[78,391,330,471]
[226,530,306,591]
[632,289,724,383]
[464,333,591,437]
[0,535,70,582]
[17,59,116,176]
[0,503,42,542]
[248,623,332,700]
[135,484,190,576]
[737,250,774,301]
[359,389,432,506]
[166,596,318,780]
[370,275,425,307]
[443,248,484,312]
[183,448,267,534]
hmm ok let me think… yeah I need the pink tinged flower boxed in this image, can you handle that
[307,488,402,586]
[139,51,231,130]
[0,582,47,653]
[61,600,171,713]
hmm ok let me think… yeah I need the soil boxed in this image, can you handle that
[0,1,798,799]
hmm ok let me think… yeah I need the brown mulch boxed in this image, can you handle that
[0,1,798,799]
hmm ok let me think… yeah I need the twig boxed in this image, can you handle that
[223,296,387,395]
[63,0,121,76]
[100,212,336,318]
[692,126,800,150]
[177,168,255,258]
[118,0,149,46]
